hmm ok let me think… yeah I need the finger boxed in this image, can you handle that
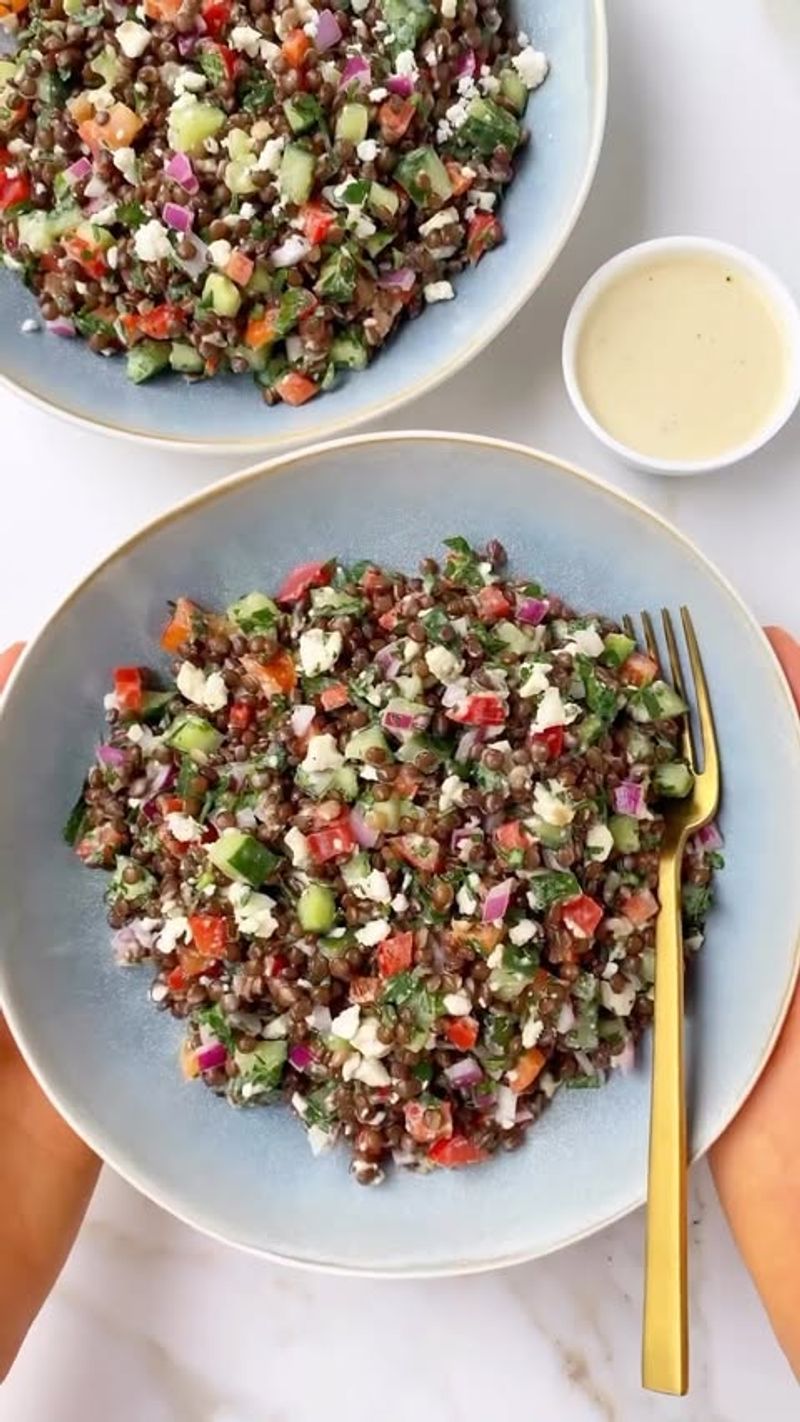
[765,627,800,710]
[0,642,24,693]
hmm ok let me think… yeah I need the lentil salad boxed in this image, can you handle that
[66,538,721,1184]
[0,0,547,406]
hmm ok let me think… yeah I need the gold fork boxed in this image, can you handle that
[622,608,720,1397]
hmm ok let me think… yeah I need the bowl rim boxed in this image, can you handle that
[1,428,799,1277]
[0,1,608,454]
[561,234,800,476]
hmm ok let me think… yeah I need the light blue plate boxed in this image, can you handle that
[1,433,798,1275]
[0,3,606,451]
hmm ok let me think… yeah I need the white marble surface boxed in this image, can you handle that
[2,1,800,1416]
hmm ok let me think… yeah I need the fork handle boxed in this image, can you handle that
[642,848,688,1395]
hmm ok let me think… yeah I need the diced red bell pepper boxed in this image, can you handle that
[404,1098,453,1144]
[178,945,210,978]
[320,682,349,711]
[447,693,506,727]
[215,42,238,79]
[160,596,200,653]
[377,931,414,978]
[621,887,659,926]
[378,608,401,632]
[201,0,231,38]
[167,965,187,991]
[466,212,503,265]
[494,820,532,855]
[0,170,31,213]
[229,699,254,731]
[307,817,357,864]
[429,1133,488,1168]
[620,652,659,688]
[188,914,228,958]
[113,666,143,713]
[241,648,297,695]
[394,834,441,873]
[300,201,336,246]
[531,724,564,759]
[282,26,311,66]
[244,310,277,350]
[224,249,254,287]
[63,233,108,280]
[443,1016,479,1050]
[562,893,604,939]
[475,584,511,622]
[508,1046,546,1094]
[276,561,332,604]
[275,371,319,406]
[134,303,184,340]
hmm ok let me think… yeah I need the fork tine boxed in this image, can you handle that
[641,611,660,668]
[662,609,696,772]
[622,614,635,639]
[680,607,719,785]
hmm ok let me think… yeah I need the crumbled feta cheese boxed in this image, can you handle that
[20,317,39,334]
[425,644,463,683]
[260,38,281,64]
[391,892,409,913]
[456,882,477,916]
[133,218,173,263]
[356,138,379,163]
[509,918,537,947]
[439,774,467,813]
[107,245,119,270]
[307,1124,334,1155]
[440,0,456,16]
[600,979,637,1017]
[228,882,278,939]
[301,733,344,776]
[533,778,575,827]
[533,685,569,730]
[298,627,342,677]
[395,674,423,700]
[264,1014,290,1039]
[239,201,255,220]
[473,189,496,211]
[91,86,115,111]
[165,812,203,843]
[495,1084,517,1129]
[565,625,605,659]
[369,85,388,101]
[291,1091,308,1118]
[424,280,455,304]
[208,238,233,269]
[284,825,311,868]
[479,72,500,95]
[522,1010,544,1048]
[394,48,418,78]
[586,822,614,863]
[342,1052,362,1081]
[353,869,392,904]
[512,44,549,90]
[157,915,191,954]
[355,919,391,947]
[331,1004,360,1041]
[173,68,207,95]
[418,206,459,238]
[486,944,504,969]
[230,23,262,55]
[352,1016,391,1059]
[256,135,286,172]
[176,660,228,712]
[353,1056,391,1087]
[519,661,551,698]
[443,990,471,1016]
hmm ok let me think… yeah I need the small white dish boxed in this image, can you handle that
[562,236,800,476]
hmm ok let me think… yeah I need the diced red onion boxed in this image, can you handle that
[482,878,513,923]
[235,806,258,830]
[387,73,413,97]
[112,927,143,964]
[381,708,416,734]
[164,151,199,195]
[444,1057,483,1089]
[450,822,479,854]
[696,821,723,852]
[377,267,416,292]
[177,31,200,56]
[613,780,647,818]
[472,1085,497,1112]
[141,760,175,806]
[307,1004,332,1034]
[45,317,75,338]
[339,54,371,89]
[289,1043,315,1072]
[315,7,342,50]
[442,682,468,709]
[96,743,126,769]
[556,1000,576,1035]
[65,156,92,185]
[455,727,484,762]
[290,703,316,738]
[349,806,380,849]
[455,48,477,78]
[196,1041,228,1072]
[516,597,549,626]
[375,644,402,680]
[173,233,209,279]
[226,761,253,789]
[163,201,193,233]
[270,234,311,268]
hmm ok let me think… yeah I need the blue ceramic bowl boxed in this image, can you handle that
[1,432,798,1275]
[0,3,606,451]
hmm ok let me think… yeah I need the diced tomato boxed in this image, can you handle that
[0,171,30,213]
[244,310,277,350]
[307,817,357,864]
[475,584,511,622]
[0,0,29,17]
[447,693,506,727]
[157,795,183,817]
[282,26,311,66]
[62,233,107,279]
[444,159,473,196]
[160,596,200,653]
[349,975,380,1004]
[320,682,349,711]
[229,699,254,731]
[75,823,125,867]
[265,951,289,978]
[215,42,238,79]
[429,1133,487,1168]
[378,96,415,143]
[466,212,503,265]
[620,652,659,688]
[300,201,336,246]
[144,0,181,17]
[275,371,319,406]
[443,1016,479,1050]
[167,965,188,991]
[494,820,531,855]
[241,648,297,696]
[404,1099,453,1145]
[113,666,143,713]
[621,887,660,926]
[360,567,384,593]
[79,102,143,154]
[377,931,414,978]
[188,914,228,958]
[562,893,604,939]
[276,561,331,605]
[531,724,565,760]
[136,303,184,340]
[508,1046,546,1094]
[378,608,400,632]
[393,764,421,799]
[225,249,254,287]
[394,834,441,873]
[201,0,231,38]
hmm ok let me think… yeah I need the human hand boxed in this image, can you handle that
[0,643,101,1380]
[710,627,800,1378]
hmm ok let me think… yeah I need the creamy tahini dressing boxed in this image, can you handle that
[576,255,790,461]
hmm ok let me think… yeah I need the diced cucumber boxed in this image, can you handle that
[227,591,279,634]
[298,883,337,934]
[278,143,316,203]
[89,44,123,88]
[139,690,174,723]
[226,128,253,161]
[364,229,394,258]
[528,869,580,910]
[632,680,689,723]
[315,247,357,302]
[341,850,370,887]
[335,102,369,144]
[224,159,257,195]
[295,764,358,801]
[459,96,522,156]
[603,632,636,668]
[202,272,242,317]
[395,733,445,766]
[208,828,277,886]
[652,760,695,799]
[165,713,222,757]
[168,100,226,155]
[395,146,453,208]
[334,765,359,801]
[169,341,205,374]
[495,620,533,655]
[379,0,434,54]
[17,206,80,254]
[345,724,389,761]
[0,60,16,85]
[284,94,321,134]
[245,260,273,295]
[609,814,640,853]
[499,68,527,113]
[310,586,365,615]
[234,1039,287,1083]
[367,181,399,220]
[126,340,170,385]
[576,712,604,749]
[331,331,368,370]
[109,856,156,904]
[624,726,655,762]
[363,796,402,834]
[75,220,114,251]
[529,818,569,850]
